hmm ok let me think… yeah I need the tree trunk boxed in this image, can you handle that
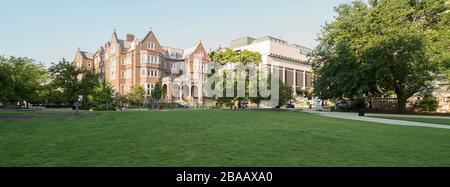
[75,101,80,115]
[368,92,373,109]
[395,86,407,113]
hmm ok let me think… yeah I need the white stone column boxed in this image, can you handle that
[282,67,286,84]
[199,84,203,104]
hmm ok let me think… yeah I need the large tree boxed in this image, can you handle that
[49,59,98,113]
[151,81,163,101]
[0,56,47,107]
[210,49,262,107]
[126,85,146,108]
[313,0,449,112]
[87,80,114,110]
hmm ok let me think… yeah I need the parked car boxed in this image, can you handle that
[336,101,350,109]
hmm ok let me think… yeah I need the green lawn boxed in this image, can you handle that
[371,116,450,126]
[0,110,449,167]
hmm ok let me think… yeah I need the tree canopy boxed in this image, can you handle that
[312,0,449,112]
[127,85,146,108]
[0,56,47,106]
[49,59,98,105]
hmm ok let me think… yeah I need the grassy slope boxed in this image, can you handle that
[371,116,450,126]
[0,110,449,167]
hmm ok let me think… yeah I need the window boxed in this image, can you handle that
[147,42,155,50]
[146,83,155,96]
[124,56,132,65]
[110,71,116,80]
[147,69,159,77]
[146,55,159,64]
[110,58,116,67]
[147,55,153,64]
[123,69,131,78]
[141,68,147,77]
[141,52,147,63]
[171,64,176,70]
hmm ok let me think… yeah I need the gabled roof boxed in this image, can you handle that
[141,30,158,43]
[182,46,198,59]
[80,51,94,60]
[118,39,132,52]
[162,43,206,60]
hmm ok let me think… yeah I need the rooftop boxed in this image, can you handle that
[230,35,312,55]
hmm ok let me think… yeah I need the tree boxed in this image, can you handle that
[126,85,146,108]
[312,1,382,102]
[151,81,163,101]
[0,56,47,107]
[416,95,439,112]
[0,56,12,104]
[312,0,449,112]
[114,92,127,111]
[49,59,98,114]
[278,80,295,107]
[87,80,114,110]
[210,49,262,107]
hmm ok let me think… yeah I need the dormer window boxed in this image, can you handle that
[147,42,155,50]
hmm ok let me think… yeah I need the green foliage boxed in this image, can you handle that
[278,81,295,107]
[126,86,146,108]
[151,82,163,101]
[210,49,264,107]
[0,56,47,105]
[416,95,439,112]
[49,59,99,105]
[114,92,128,110]
[211,49,262,65]
[313,0,449,112]
[87,81,114,110]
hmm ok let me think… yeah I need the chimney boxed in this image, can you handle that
[126,33,135,42]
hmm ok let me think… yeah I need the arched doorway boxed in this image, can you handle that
[182,84,190,101]
[172,84,181,102]
[191,85,199,103]
[162,84,168,101]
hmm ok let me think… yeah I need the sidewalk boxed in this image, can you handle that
[366,113,450,119]
[303,110,450,130]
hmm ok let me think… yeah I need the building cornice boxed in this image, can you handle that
[268,53,311,65]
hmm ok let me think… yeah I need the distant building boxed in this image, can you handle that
[433,75,450,112]
[230,36,313,97]
[75,30,210,106]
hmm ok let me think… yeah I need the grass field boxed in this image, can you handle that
[1,110,449,167]
[371,116,450,126]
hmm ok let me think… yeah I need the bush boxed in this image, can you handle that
[417,96,438,112]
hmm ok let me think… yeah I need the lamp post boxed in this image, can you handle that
[76,95,83,115]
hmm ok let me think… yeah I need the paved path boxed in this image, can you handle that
[365,113,450,119]
[303,110,450,130]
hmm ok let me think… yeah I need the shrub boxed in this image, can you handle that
[417,96,438,112]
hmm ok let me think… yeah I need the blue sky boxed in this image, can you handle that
[0,0,354,66]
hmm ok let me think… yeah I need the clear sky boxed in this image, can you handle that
[0,0,354,66]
